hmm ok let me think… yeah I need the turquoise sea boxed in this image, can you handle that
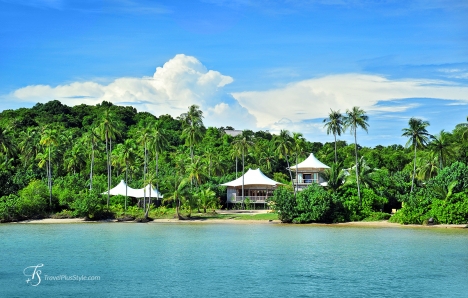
[1,223,468,298]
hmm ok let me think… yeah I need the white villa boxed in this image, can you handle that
[221,168,283,208]
[289,153,330,191]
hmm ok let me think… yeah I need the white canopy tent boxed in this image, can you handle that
[289,153,330,171]
[221,168,283,187]
[103,180,163,199]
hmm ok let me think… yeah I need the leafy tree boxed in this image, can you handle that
[402,117,430,192]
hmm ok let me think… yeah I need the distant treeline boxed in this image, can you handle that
[0,100,467,224]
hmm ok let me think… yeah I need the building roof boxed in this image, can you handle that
[104,180,163,198]
[289,153,330,171]
[221,168,283,187]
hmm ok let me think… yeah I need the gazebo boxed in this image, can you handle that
[221,168,283,208]
[289,153,330,191]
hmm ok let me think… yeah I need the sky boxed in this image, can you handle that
[1,0,468,147]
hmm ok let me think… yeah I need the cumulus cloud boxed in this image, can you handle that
[9,54,256,129]
[231,73,468,130]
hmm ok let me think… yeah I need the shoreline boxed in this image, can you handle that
[6,217,468,229]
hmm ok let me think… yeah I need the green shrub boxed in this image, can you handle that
[293,184,332,223]
[270,186,296,223]
[17,180,49,219]
[0,194,20,222]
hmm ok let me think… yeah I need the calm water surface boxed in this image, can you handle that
[1,223,468,297]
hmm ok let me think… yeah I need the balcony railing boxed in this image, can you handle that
[227,195,269,203]
[292,179,319,184]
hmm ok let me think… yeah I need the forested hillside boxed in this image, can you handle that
[1,100,467,224]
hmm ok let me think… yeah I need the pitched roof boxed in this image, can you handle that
[290,153,330,171]
[221,168,283,187]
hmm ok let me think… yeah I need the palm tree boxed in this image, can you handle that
[179,105,204,162]
[152,120,169,195]
[40,127,58,206]
[429,130,454,170]
[19,127,39,168]
[81,128,100,191]
[274,130,294,185]
[416,151,439,181]
[164,177,189,219]
[116,140,136,211]
[346,157,376,190]
[402,117,430,192]
[291,132,307,196]
[137,123,153,211]
[259,143,276,174]
[344,106,369,205]
[323,109,345,163]
[320,162,345,192]
[197,188,217,213]
[98,109,121,209]
[63,143,85,174]
[232,132,254,209]
[186,156,206,187]
[0,127,16,165]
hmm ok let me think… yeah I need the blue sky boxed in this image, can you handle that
[1,0,468,147]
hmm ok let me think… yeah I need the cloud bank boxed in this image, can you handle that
[10,54,256,129]
[6,54,468,145]
[232,74,468,133]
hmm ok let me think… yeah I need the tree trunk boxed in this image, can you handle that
[48,145,52,207]
[295,155,299,196]
[241,151,245,209]
[286,156,293,187]
[90,141,94,191]
[334,133,338,164]
[354,131,361,205]
[411,142,417,193]
[106,131,110,209]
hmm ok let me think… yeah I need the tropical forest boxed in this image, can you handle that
[1,100,468,225]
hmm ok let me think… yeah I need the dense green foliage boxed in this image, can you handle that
[0,100,468,224]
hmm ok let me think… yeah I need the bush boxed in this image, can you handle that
[293,184,332,223]
[270,186,296,223]
[0,194,20,222]
[71,191,107,219]
[16,180,50,219]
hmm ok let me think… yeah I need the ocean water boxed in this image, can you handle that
[1,223,468,298]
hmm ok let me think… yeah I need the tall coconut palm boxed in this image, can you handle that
[137,123,153,211]
[402,117,430,193]
[98,109,120,209]
[151,120,169,195]
[179,105,204,162]
[323,109,345,163]
[63,143,86,175]
[81,128,100,191]
[40,127,58,206]
[429,130,454,170]
[232,132,254,209]
[164,176,189,219]
[291,132,307,195]
[344,106,369,205]
[274,130,294,185]
[0,127,16,165]
[19,127,39,168]
[116,140,136,211]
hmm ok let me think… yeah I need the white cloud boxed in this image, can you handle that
[231,73,468,129]
[9,54,250,127]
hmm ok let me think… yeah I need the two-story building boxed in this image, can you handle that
[290,153,330,191]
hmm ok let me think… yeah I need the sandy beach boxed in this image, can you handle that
[9,214,467,228]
